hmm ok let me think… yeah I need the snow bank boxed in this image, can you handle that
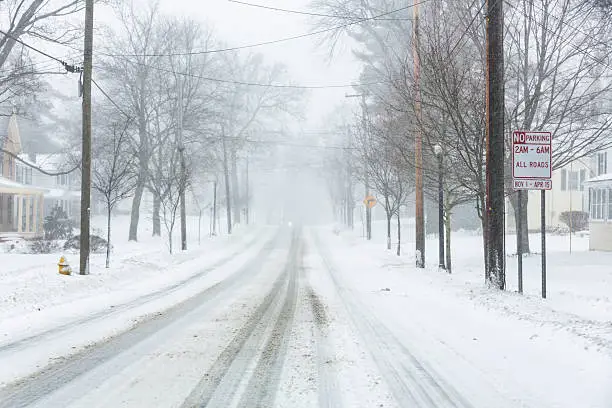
[312,226,612,408]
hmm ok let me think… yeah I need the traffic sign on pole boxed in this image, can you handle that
[363,195,377,209]
[512,130,552,190]
[512,130,551,300]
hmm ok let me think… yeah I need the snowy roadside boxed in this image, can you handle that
[311,226,612,408]
[0,226,261,318]
[0,227,276,386]
[0,213,271,343]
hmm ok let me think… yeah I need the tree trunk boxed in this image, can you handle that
[128,177,144,241]
[445,209,452,273]
[168,233,173,254]
[222,137,233,234]
[509,191,530,254]
[152,192,161,236]
[396,210,401,256]
[386,211,392,250]
[129,110,149,242]
[106,205,112,269]
[231,149,241,225]
[478,192,488,279]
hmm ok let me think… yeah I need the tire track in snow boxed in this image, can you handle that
[0,234,262,355]
[306,284,343,408]
[313,232,474,408]
[0,233,279,408]
[181,228,302,408]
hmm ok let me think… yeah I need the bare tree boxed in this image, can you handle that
[505,0,612,253]
[100,0,168,242]
[215,51,303,229]
[0,0,85,112]
[358,112,412,252]
[92,121,137,268]
[148,138,189,254]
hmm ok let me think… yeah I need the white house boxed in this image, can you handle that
[525,160,591,230]
[0,114,80,239]
[20,153,81,221]
[585,148,612,251]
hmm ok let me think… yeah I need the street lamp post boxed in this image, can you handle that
[434,144,445,270]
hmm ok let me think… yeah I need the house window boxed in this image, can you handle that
[597,152,608,176]
[561,169,567,191]
[580,169,586,191]
[8,196,13,225]
[591,188,607,220]
[569,171,579,191]
[609,189,612,221]
[57,174,68,186]
[25,168,32,185]
[8,157,13,179]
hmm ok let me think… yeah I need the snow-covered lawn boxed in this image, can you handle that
[312,223,612,408]
[0,214,277,385]
[0,215,266,340]
[0,215,249,318]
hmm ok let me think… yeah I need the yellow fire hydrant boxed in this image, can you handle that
[58,256,72,275]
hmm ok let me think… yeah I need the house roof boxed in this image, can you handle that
[0,176,46,194]
[31,153,75,173]
[584,173,612,187]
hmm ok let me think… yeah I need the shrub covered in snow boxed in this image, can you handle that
[44,206,74,240]
[559,211,589,232]
[28,238,61,254]
[64,235,110,254]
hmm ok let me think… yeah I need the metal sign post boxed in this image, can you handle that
[512,131,552,298]
[541,190,547,299]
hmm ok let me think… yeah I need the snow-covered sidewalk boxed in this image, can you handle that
[310,226,612,408]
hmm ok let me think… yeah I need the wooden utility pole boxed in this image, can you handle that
[346,127,354,229]
[485,0,506,289]
[212,180,217,235]
[413,0,425,268]
[178,83,187,251]
[361,94,372,240]
[79,0,94,275]
[245,155,249,224]
[222,131,232,234]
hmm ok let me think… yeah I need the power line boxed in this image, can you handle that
[526,1,611,70]
[0,29,82,73]
[447,0,487,59]
[94,62,386,89]
[91,77,132,119]
[99,1,431,58]
[227,0,411,21]
[0,32,377,89]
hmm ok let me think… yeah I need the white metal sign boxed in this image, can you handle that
[512,130,552,190]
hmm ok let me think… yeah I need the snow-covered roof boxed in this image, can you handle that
[584,173,612,187]
[16,153,37,168]
[28,153,77,173]
[0,176,46,194]
[45,189,80,199]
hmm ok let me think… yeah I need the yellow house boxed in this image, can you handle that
[0,114,45,239]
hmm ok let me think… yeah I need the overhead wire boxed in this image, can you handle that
[94,62,385,89]
[0,29,82,72]
[91,77,132,119]
[227,0,412,21]
[97,1,430,58]
[446,0,486,59]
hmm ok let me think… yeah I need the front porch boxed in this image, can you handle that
[0,177,45,239]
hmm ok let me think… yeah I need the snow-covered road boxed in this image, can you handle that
[0,226,610,407]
